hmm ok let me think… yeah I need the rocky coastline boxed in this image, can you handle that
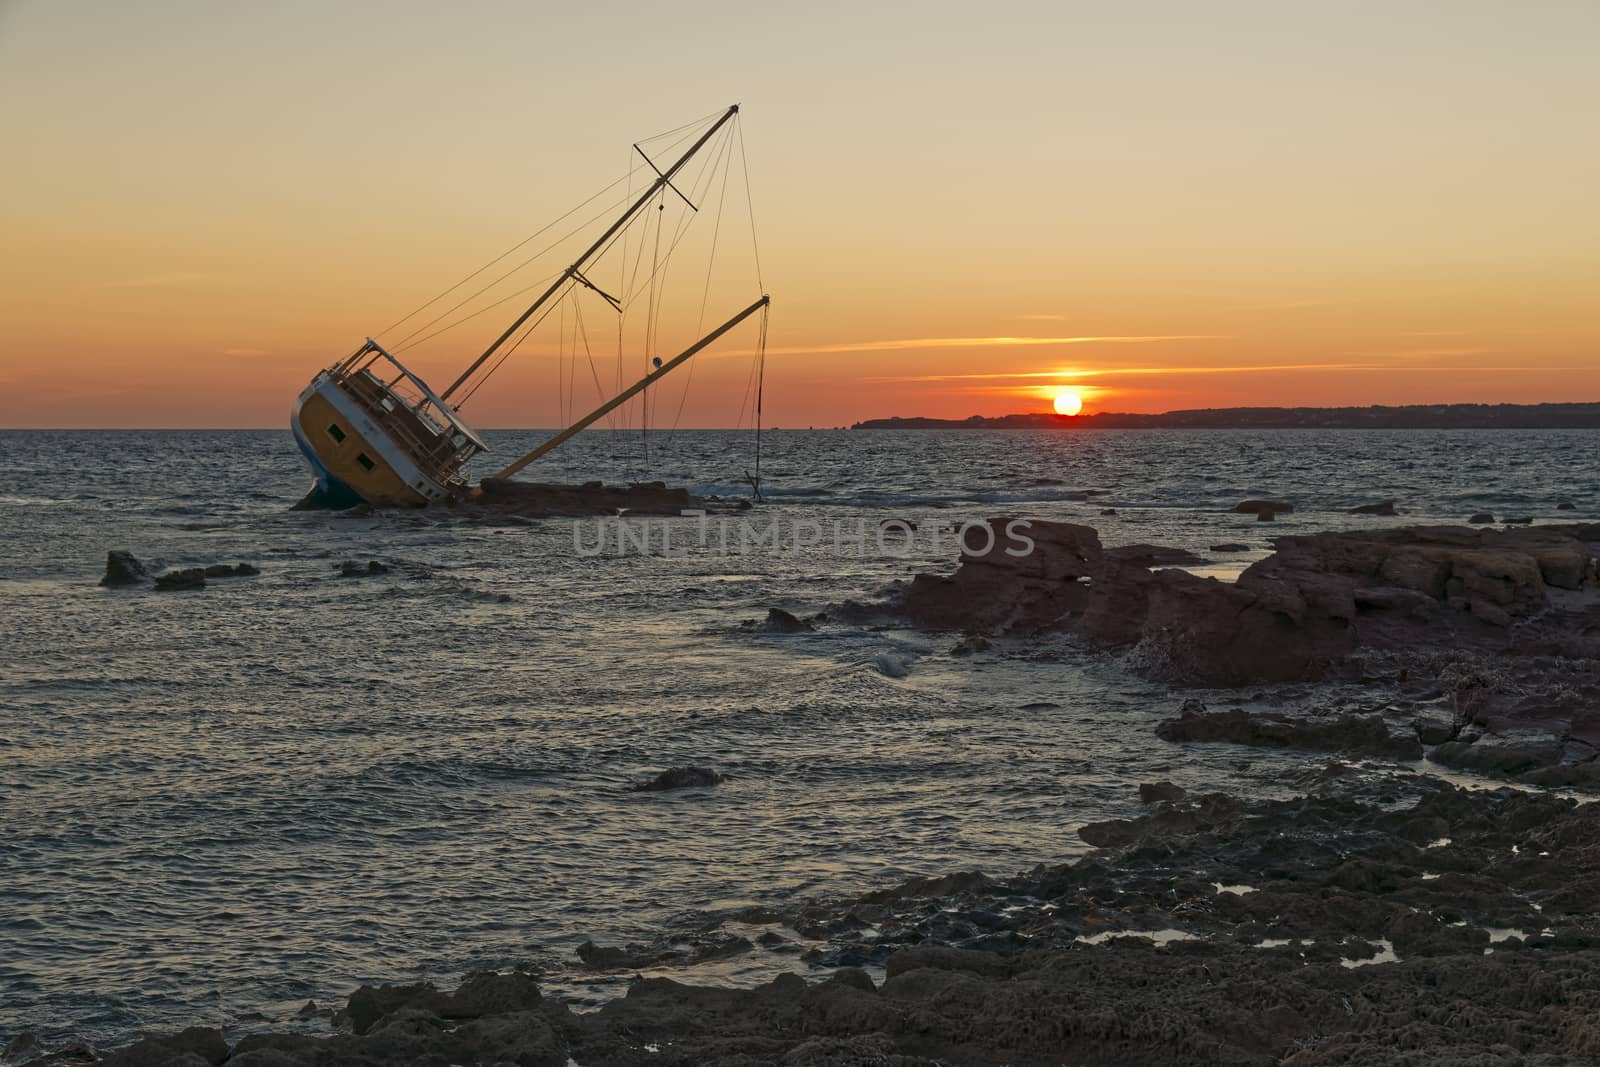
[27,520,1600,1065]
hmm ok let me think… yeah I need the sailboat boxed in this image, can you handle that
[291,104,768,509]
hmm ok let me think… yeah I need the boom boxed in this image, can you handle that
[490,294,770,480]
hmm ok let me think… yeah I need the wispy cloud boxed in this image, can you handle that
[761,335,1221,357]
[869,361,1555,384]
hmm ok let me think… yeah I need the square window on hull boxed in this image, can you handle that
[356,453,375,471]
[327,423,346,443]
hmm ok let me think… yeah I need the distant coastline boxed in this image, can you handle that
[852,402,1600,430]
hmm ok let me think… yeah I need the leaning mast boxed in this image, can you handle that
[439,104,743,402]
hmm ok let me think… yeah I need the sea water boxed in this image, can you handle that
[1,427,1593,1045]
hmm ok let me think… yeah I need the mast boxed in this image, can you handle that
[490,294,770,480]
[440,104,742,402]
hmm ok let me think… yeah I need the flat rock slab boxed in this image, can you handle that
[471,478,696,516]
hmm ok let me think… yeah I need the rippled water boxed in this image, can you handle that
[1,427,1594,1046]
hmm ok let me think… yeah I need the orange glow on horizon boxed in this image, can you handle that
[1,4,1598,429]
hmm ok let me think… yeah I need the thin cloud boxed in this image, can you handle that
[870,362,1557,384]
[761,335,1222,356]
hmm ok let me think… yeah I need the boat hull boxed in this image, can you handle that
[291,373,448,508]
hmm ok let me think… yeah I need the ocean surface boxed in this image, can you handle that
[2,427,1595,1048]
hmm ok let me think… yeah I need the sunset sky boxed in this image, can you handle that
[2,1,1597,428]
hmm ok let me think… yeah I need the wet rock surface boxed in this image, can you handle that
[98,551,148,587]
[753,607,814,633]
[1155,704,1423,760]
[470,477,696,517]
[633,766,725,791]
[68,777,1600,1067]
[152,567,207,592]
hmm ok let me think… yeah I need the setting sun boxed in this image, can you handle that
[1053,390,1084,416]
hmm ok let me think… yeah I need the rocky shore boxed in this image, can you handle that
[29,519,1600,1065]
[30,771,1598,1066]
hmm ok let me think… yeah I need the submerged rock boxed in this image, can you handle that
[100,550,149,587]
[153,568,206,592]
[1138,781,1186,803]
[202,563,259,578]
[338,560,389,578]
[100,1026,227,1067]
[1155,706,1423,760]
[873,652,913,678]
[633,766,724,791]
[1209,543,1252,553]
[1469,512,1495,524]
[756,607,813,633]
[1233,499,1294,516]
[1348,500,1398,515]
[1557,499,1577,511]
[1106,543,1207,567]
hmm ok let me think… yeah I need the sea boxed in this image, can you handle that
[1,427,1594,1048]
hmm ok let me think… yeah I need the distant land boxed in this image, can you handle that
[852,402,1600,431]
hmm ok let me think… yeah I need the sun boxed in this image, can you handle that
[1053,390,1084,416]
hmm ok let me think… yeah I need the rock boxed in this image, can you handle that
[1106,544,1207,567]
[101,1027,228,1067]
[1530,544,1589,589]
[345,982,443,1035]
[1348,500,1398,515]
[1155,707,1423,760]
[338,560,389,577]
[153,568,206,592]
[1376,550,1450,597]
[1431,738,1561,777]
[1352,586,1438,615]
[873,652,912,678]
[4,1033,38,1059]
[757,608,814,633]
[440,971,542,1019]
[1469,513,1495,524]
[202,563,259,578]
[1413,714,1460,746]
[1209,543,1252,553]
[634,766,724,791]
[901,519,1100,632]
[1557,500,1577,510]
[577,941,641,969]
[1256,510,1276,522]
[1467,597,1513,627]
[949,635,991,656]
[1233,499,1294,516]
[1138,781,1186,803]
[100,550,149,586]
[1099,508,1117,516]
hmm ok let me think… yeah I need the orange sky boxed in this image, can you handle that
[2,1,1597,428]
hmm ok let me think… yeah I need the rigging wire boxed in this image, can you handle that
[736,115,765,292]
[373,173,635,342]
[385,115,718,356]
[749,301,769,500]
[665,126,736,439]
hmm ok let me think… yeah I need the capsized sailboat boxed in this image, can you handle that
[291,104,768,509]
